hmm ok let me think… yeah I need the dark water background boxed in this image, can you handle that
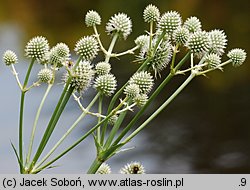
[0,0,250,173]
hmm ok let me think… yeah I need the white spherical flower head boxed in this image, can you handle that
[183,16,202,33]
[74,36,99,61]
[227,48,247,67]
[135,35,150,49]
[133,93,148,107]
[173,27,190,45]
[124,83,140,98]
[96,163,111,174]
[143,4,160,23]
[3,50,18,66]
[69,61,94,93]
[209,29,227,56]
[94,74,117,96]
[129,71,154,94]
[158,11,182,35]
[120,162,145,174]
[187,31,210,54]
[85,10,101,27]
[25,36,49,61]
[55,43,70,58]
[204,53,221,69]
[95,62,111,75]
[106,13,132,40]
[38,68,53,83]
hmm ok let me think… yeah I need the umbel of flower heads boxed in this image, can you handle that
[1,3,247,174]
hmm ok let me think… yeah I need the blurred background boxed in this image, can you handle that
[0,0,249,173]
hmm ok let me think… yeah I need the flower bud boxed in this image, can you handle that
[135,35,149,49]
[133,94,148,107]
[108,115,118,126]
[173,27,189,45]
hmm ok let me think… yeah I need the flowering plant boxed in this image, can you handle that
[2,4,246,174]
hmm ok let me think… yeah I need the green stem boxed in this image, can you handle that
[104,98,130,149]
[149,21,153,53]
[30,57,82,169]
[170,44,179,72]
[122,73,196,144]
[97,94,103,144]
[26,84,53,165]
[32,101,124,173]
[19,58,35,173]
[87,157,103,174]
[112,51,191,146]
[35,93,100,169]
[105,33,119,63]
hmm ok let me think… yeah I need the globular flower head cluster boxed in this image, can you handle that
[94,74,117,96]
[183,16,202,33]
[96,163,111,174]
[106,13,132,39]
[143,4,160,23]
[120,162,145,174]
[74,36,99,61]
[85,10,101,27]
[69,61,94,93]
[128,71,154,94]
[25,36,49,61]
[38,68,53,83]
[227,48,247,67]
[3,50,18,66]
[158,11,182,35]
[95,62,111,75]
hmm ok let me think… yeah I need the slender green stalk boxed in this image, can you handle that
[112,51,191,146]
[19,58,35,173]
[30,56,82,169]
[97,94,103,143]
[26,84,53,165]
[170,44,179,72]
[149,21,154,53]
[35,93,100,169]
[105,33,119,63]
[104,98,130,149]
[122,73,196,144]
